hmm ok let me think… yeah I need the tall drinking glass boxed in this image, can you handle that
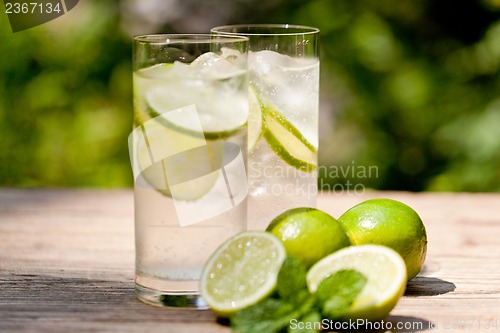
[130,34,249,308]
[211,25,320,230]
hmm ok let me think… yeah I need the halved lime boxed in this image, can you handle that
[248,86,263,151]
[263,104,317,172]
[307,245,407,321]
[134,119,222,201]
[200,231,286,317]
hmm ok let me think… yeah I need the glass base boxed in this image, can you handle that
[135,283,208,309]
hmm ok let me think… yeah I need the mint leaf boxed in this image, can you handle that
[277,256,308,303]
[314,269,367,320]
[231,297,296,333]
[231,257,321,333]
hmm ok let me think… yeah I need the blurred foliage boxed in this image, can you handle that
[0,0,499,191]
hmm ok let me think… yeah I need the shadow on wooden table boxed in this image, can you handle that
[405,276,456,296]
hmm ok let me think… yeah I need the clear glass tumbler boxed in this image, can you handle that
[211,25,320,230]
[130,34,249,308]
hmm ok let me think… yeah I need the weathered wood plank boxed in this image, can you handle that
[0,189,499,332]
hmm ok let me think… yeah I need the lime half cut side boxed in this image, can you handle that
[307,245,407,321]
[263,104,317,173]
[200,231,286,317]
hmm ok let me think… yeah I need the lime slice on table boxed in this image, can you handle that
[307,244,407,321]
[200,231,286,317]
[263,102,317,173]
[134,119,223,201]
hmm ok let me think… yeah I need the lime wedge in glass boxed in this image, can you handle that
[307,244,407,321]
[263,103,317,172]
[248,86,263,151]
[200,231,286,317]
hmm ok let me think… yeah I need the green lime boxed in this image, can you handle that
[307,244,407,321]
[200,231,286,317]
[338,198,427,280]
[262,103,317,173]
[266,208,350,268]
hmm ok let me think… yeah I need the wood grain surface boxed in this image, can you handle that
[0,189,499,332]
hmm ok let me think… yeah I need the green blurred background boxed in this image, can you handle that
[1,0,499,191]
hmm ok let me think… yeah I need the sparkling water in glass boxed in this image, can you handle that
[212,25,320,229]
[130,34,249,308]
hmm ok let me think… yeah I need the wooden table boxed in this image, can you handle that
[1,189,499,332]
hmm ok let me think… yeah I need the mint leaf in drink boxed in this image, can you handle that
[277,256,308,303]
[314,269,367,320]
[231,297,296,333]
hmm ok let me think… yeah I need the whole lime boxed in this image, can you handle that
[338,198,427,280]
[266,207,351,268]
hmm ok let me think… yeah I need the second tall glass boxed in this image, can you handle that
[212,25,320,229]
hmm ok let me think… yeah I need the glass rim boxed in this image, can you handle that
[211,24,320,36]
[133,33,249,44]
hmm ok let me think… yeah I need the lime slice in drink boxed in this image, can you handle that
[248,86,263,151]
[263,104,317,172]
[135,56,248,141]
[145,86,247,140]
[133,64,173,127]
[134,119,222,201]
[307,244,407,321]
[200,231,286,317]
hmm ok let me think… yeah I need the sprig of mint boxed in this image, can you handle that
[230,256,367,333]
[315,269,367,321]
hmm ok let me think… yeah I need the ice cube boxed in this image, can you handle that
[190,51,245,80]
[249,50,289,76]
[249,50,318,75]
[169,61,198,79]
